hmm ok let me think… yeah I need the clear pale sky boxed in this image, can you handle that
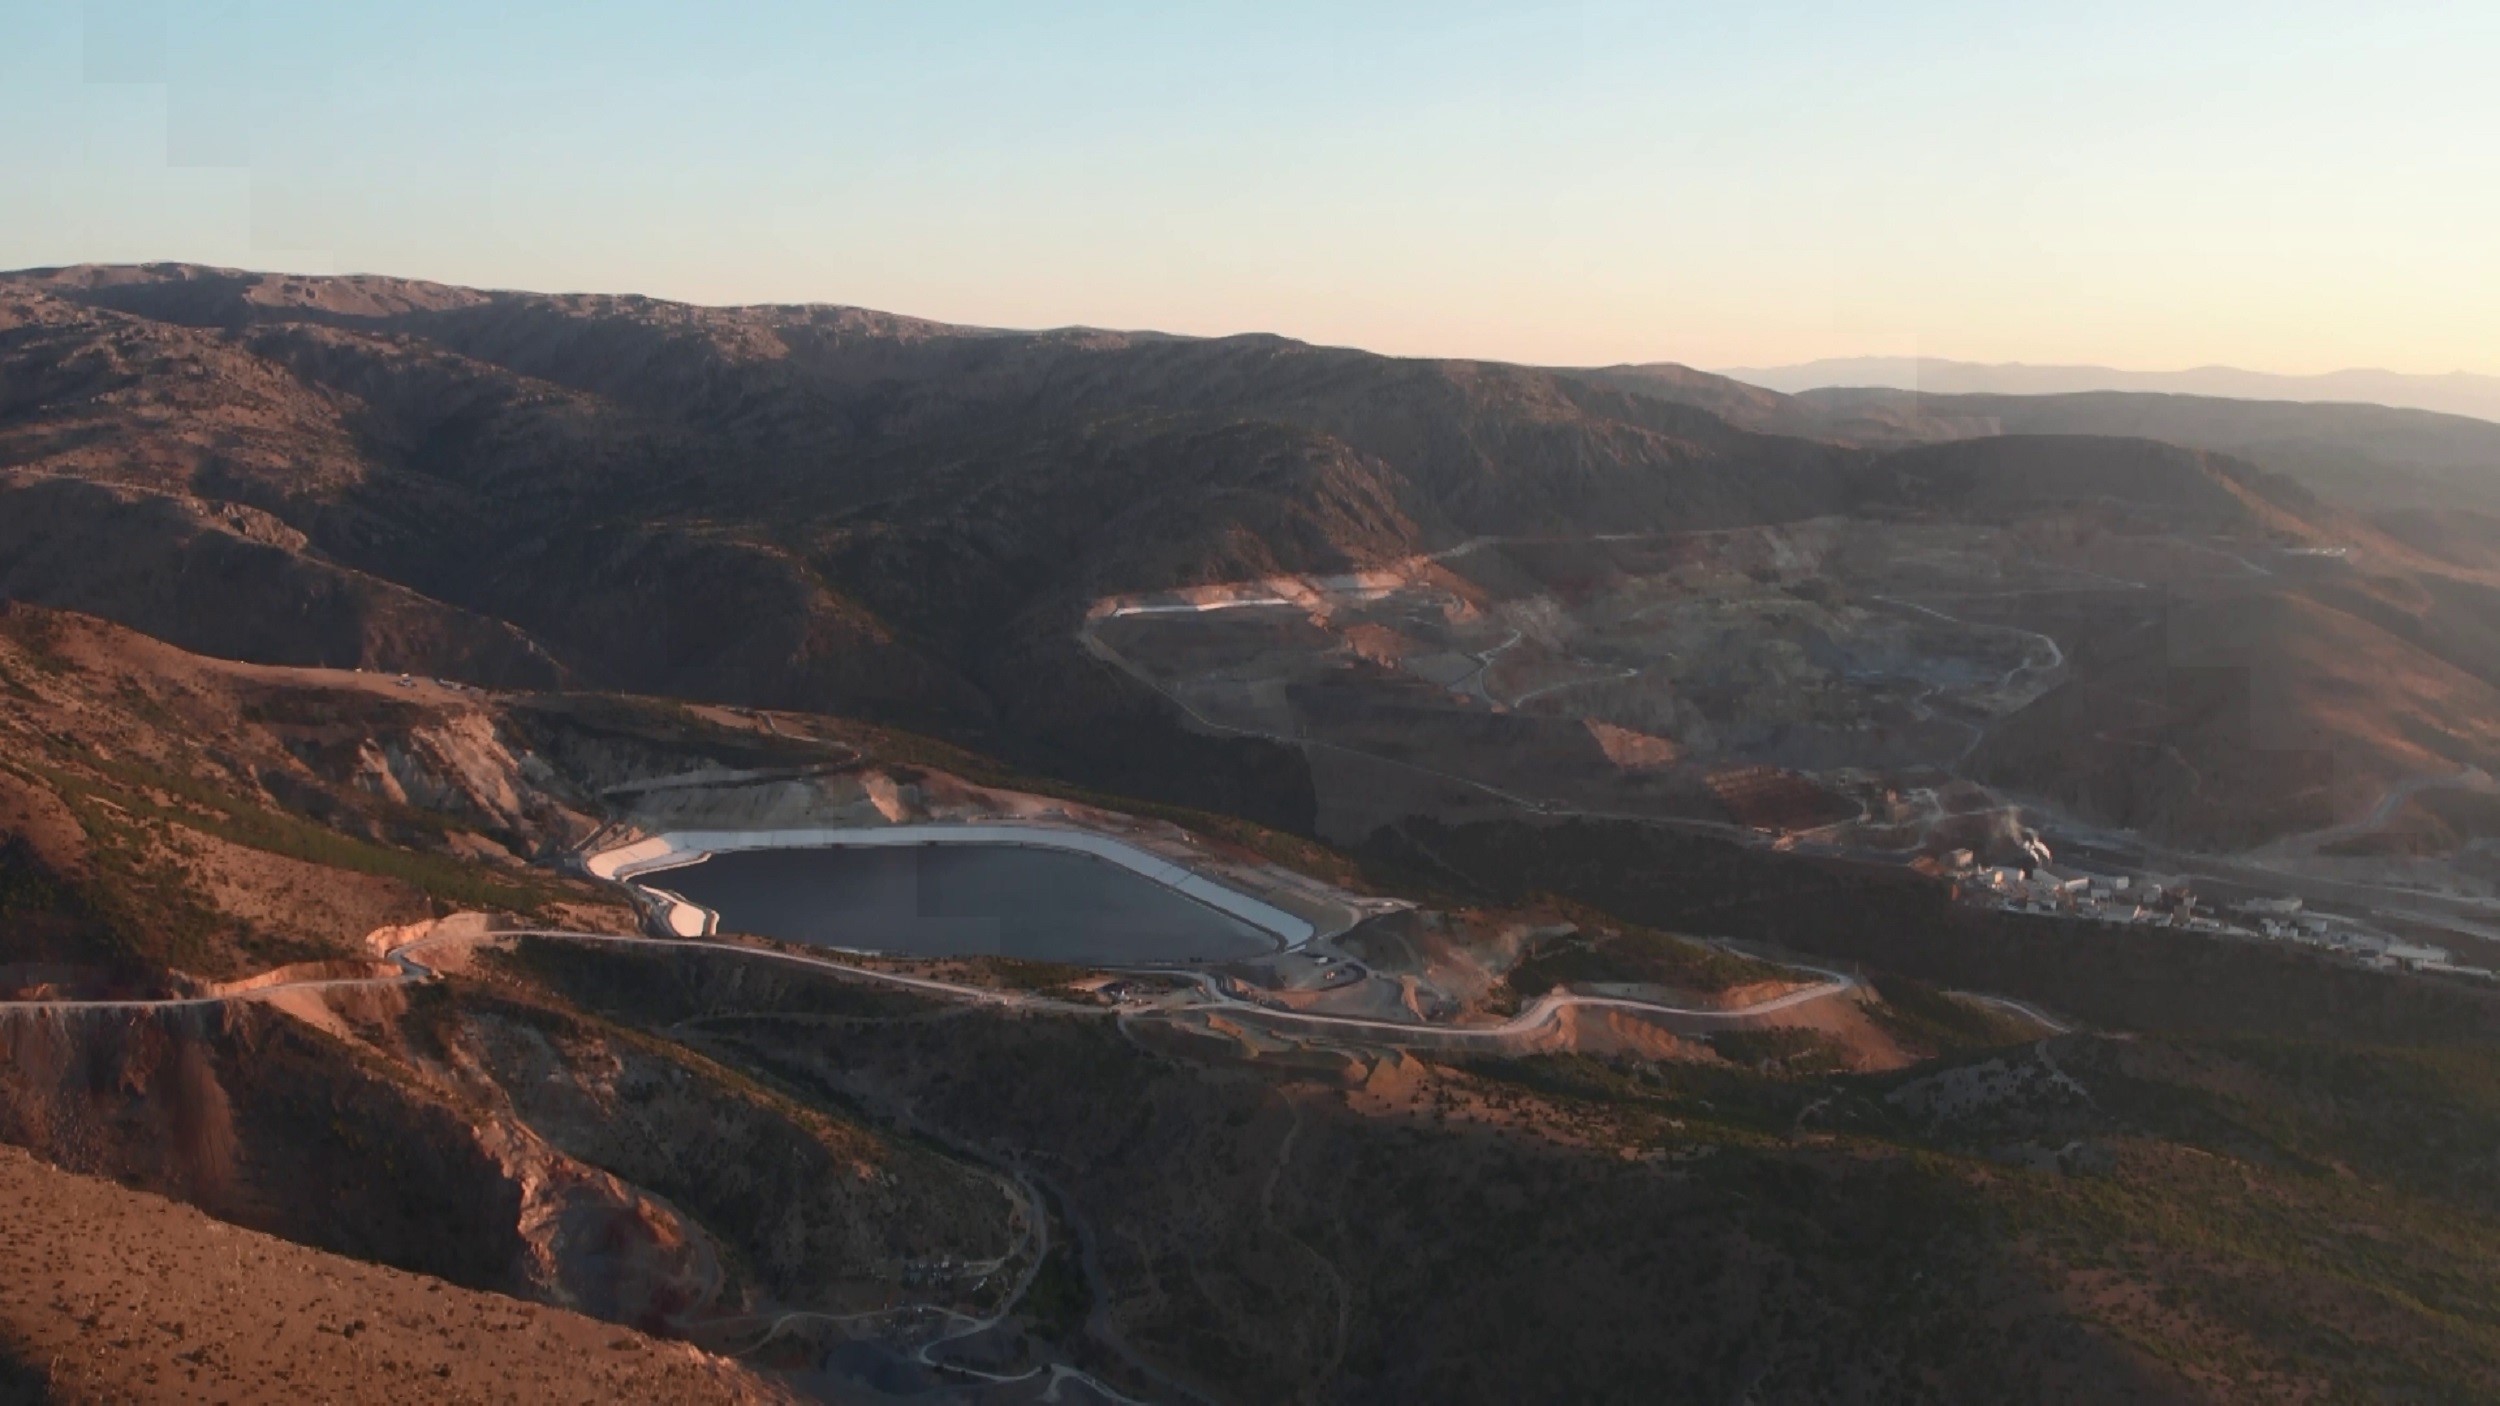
[6,1,2496,374]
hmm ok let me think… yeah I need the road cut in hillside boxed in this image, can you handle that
[1,918,1867,1063]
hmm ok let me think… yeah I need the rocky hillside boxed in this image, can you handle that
[0,1143,790,1404]
[0,264,1863,824]
[18,264,2500,1399]
[11,601,2500,1398]
[10,262,2500,855]
[0,605,1040,1394]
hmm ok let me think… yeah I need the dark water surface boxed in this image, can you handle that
[655,843,1278,962]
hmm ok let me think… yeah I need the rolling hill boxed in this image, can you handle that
[1719,355,2500,424]
[1574,362,2500,516]
[17,262,2500,1394]
[10,263,2500,858]
[0,263,1854,829]
[10,601,2500,1399]
[1801,387,2500,515]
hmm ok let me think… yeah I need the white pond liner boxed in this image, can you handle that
[585,824,1317,949]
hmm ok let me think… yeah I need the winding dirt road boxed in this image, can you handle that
[1151,962,1859,1049]
[1,924,1860,1054]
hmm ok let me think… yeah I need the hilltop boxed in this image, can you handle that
[15,264,2500,859]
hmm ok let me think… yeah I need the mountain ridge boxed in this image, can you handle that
[5,262,2494,853]
[1716,354,2500,424]
[22,267,2500,1399]
[0,262,1861,824]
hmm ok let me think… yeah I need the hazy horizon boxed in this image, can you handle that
[23,256,2500,401]
[9,2,2496,377]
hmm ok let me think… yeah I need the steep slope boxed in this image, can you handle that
[0,605,1031,1388]
[0,1144,787,1405]
[547,933,2500,1404]
[0,476,567,688]
[1969,590,2500,848]
[0,263,1865,826]
[16,264,2500,857]
[16,601,2500,1398]
[0,602,610,980]
[1836,436,2500,846]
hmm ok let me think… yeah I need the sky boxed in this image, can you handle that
[5,1,2497,374]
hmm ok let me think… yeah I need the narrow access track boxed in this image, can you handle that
[1505,663,1641,709]
[1944,991,2075,1035]
[1454,628,1522,702]
[1145,959,1858,1048]
[0,926,1860,1052]
[2253,766,2497,860]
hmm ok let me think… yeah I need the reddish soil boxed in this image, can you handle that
[0,1143,792,1404]
[1704,765,1857,832]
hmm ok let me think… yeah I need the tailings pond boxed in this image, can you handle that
[654,843,1281,963]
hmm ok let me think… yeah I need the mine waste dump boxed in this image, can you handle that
[655,841,1282,962]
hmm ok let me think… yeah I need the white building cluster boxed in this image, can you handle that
[1938,850,2495,980]
[1955,855,2183,925]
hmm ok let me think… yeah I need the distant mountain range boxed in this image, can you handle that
[1572,363,2500,517]
[1717,356,2500,425]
